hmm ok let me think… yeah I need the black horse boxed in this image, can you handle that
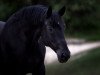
[0,5,70,75]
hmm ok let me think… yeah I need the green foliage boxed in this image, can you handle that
[46,47,100,75]
[64,0,100,41]
[65,0,100,30]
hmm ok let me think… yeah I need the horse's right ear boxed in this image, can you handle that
[46,6,52,19]
[58,6,66,16]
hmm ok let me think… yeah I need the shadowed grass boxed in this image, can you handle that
[46,47,100,75]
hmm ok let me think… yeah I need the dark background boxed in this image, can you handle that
[0,0,100,75]
[0,0,100,40]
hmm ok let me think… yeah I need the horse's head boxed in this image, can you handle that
[40,6,70,63]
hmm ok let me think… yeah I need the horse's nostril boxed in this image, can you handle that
[61,53,64,57]
[57,51,70,63]
[61,52,70,59]
[61,52,66,58]
[57,50,70,63]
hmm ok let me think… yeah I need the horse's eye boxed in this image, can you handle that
[58,22,60,25]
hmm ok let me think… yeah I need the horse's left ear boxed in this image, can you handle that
[58,6,66,16]
[46,6,52,19]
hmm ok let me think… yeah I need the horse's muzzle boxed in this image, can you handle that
[57,50,70,63]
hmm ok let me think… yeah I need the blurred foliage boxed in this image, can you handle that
[0,0,100,40]
[46,47,100,75]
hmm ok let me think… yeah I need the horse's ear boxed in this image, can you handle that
[46,6,52,19]
[58,6,66,16]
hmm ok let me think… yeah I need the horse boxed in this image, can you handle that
[0,5,70,75]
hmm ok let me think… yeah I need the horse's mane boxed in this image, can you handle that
[4,5,48,28]
[0,5,49,52]
[1,5,49,36]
